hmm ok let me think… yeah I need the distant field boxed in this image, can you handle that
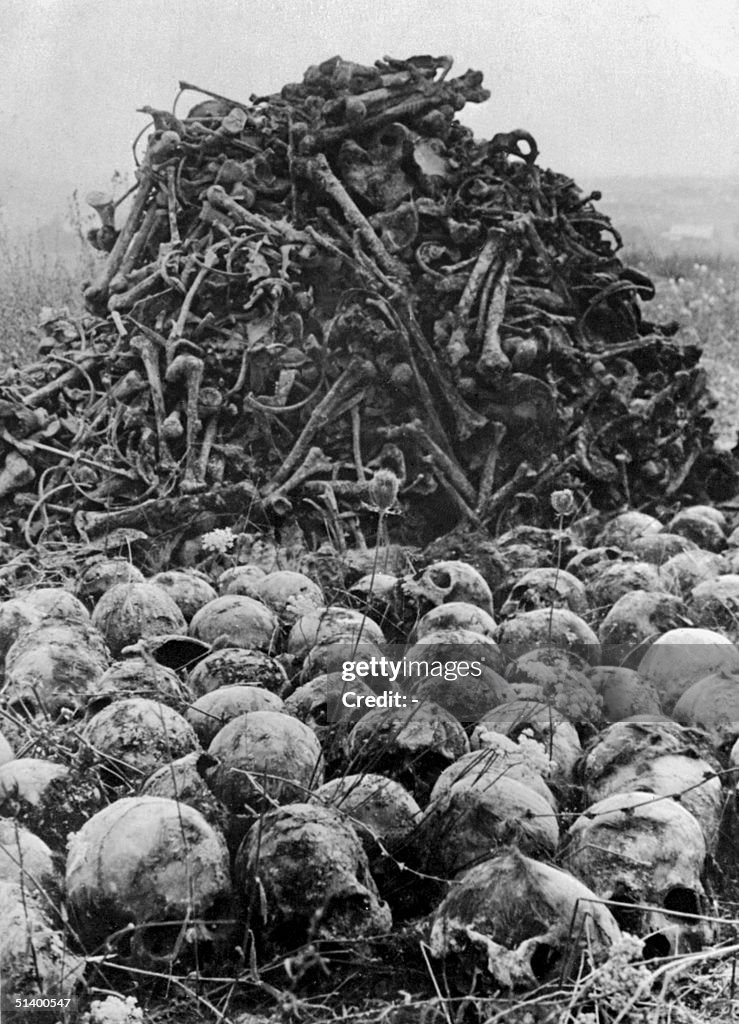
[0,219,94,365]
[625,249,739,449]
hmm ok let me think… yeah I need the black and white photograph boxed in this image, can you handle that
[1,1,739,1021]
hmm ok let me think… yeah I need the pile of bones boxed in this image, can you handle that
[0,52,735,567]
[2,52,739,1019]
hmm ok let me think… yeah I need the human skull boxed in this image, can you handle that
[217,564,266,597]
[429,850,620,990]
[688,575,739,640]
[637,627,739,713]
[627,531,696,563]
[189,594,279,652]
[418,773,559,878]
[149,569,217,621]
[586,665,661,722]
[431,745,557,808]
[139,752,230,837]
[658,550,724,597]
[3,620,110,718]
[564,790,711,956]
[411,602,497,642]
[402,560,494,616]
[565,545,635,585]
[673,668,739,749]
[206,710,324,814]
[91,581,187,657]
[506,648,601,726]
[83,697,200,787]
[348,701,469,806]
[597,589,689,663]
[667,508,725,552]
[0,881,85,1003]
[580,720,723,851]
[596,511,663,549]
[188,647,289,697]
[75,557,146,607]
[496,609,600,666]
[186,685,285,746]
[251,569,325,625]
[311,773,422,915]
[500,568,587,619]
[283,671,375,775]
[587,560,663,618]
[287,606,386,660]
[0,819,58,897]
[88,655,189,712]
[348,573,399,618]
[66,796,232,964]
[472,700,582,795]
[235,802,392,947]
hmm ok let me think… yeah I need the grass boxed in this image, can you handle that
[624,247,739,449]
[0,206,96,366]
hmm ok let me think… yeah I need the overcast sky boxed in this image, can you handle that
[1,0,738,228]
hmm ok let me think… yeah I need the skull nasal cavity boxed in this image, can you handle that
[642,932,672,960]
[529,941,558,980]
[663,885,701,917]
[429,569,452,589]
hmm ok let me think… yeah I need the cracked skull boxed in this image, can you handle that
[430,849,620,990]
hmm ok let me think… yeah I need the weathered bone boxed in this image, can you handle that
[167,246,220,362]
[194,387,224,486]
[165,354,205,492]
[109,205,163,293]
[380,420,476,505]
[476,421,507,514]
[85,167,154,307]
[130,333,174,470]
[262,446,334,515]
[264,357,376,493]
[297,153,408,280]
[475,244,522,382]
[446,230,505,364]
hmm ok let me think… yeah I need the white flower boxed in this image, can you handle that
[82,995,144,1024]
[201,526,236,554]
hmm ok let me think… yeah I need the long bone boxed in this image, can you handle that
[84,167,154,307]
[165,354,205,492]
[475,243,522,382]
[263,357,376,494]
[194,387,224,487]
[446,230,506,365]
[296,154,408,280]
[476,421,507,514]
[109,205,163,293]
[129,334,175,470]
[380,420,476,505]
[262,447,334,515]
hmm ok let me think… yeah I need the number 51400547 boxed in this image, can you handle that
[14,998,72,1008]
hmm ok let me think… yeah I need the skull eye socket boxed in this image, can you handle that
[663,885,701,918]
[429,569,452,590]
[310,702,329,726]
